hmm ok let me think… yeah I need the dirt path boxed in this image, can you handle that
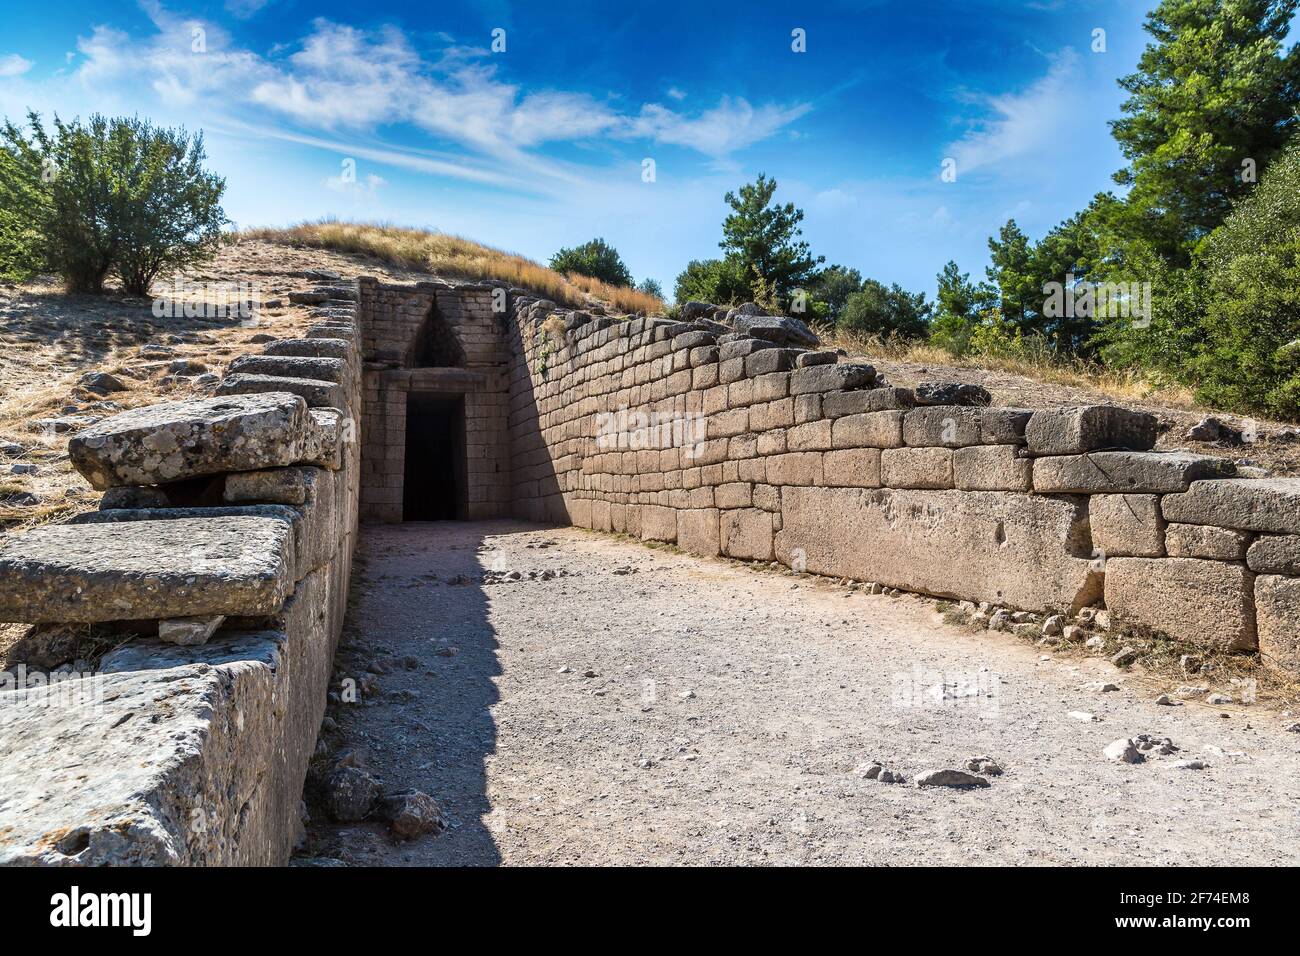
[302,521,1300,866]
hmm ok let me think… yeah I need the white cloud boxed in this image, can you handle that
[630,96,813,158]
[944,48,1080,177]
[0,54,33,78]
[666,86,686,101]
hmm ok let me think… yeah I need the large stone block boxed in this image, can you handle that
[831,411,904,449]
[953,445,1032,492]
[1162,478,1300,534]
[1165,523,1249,560]
[1246,535,1300,575]
[1104,557,1256,652]
[640,504,677,542]
[721,509,774,561]
[1025,405,1158,455]
[1254,575,1300,674]
[822,387,915,418]
[0,516,295,623]
[790,363,877,395]
[902,407,1031,448]
[262,337,352,360]
[227,354,347,385]
[776,487,1100,610]
[822,448,882,487]
[880,447,953,489]
[1090,494,1164,557]
[68,393,314,490]
[1033,451,1233,494]
[217,373,346,411]
[676,508,720,556]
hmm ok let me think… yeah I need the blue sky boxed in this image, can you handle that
[0,0,1200,297]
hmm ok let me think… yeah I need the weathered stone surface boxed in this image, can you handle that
[1025,405,1158,455]
[227,354,347,384]
[953,445,1032,492]
[776,487,1101,610]
[677,508,720,556]
[914,382,991,407]
[881,447,953,489]
[729,314,819,348]
[0,517,295,622]
[822,387,915,417]
[216,373,346,410]
[1165,523,1249,560]
[68,392,313,490]
[720,508,774,561]
[639,505,677,543]
[915,768,991,788]
[158,614,226,645]
[790,363,877,395]
[902,407,982,447]
[225,466,314,506]
[1090,494,1164,557]
[379,789,446,840]
[262,337,352,360]
[1162,478,1300,534]
[1247,535,1300,575]
[823,448,882,487]
[1032,451,1233,494]
[325,766,379,822]
[98,485,173,510]
[1255,574,1300,674]
[831,411,904,448]
[1104,557,1256,652]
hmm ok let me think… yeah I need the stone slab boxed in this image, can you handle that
[953,445,1032,492]
[1025,405,1158,455]
[1246,535,1300,575]
[1090,494,1164,557]
[227,354,347,385]
[1161,478,1300,534]
[68,392,312,490]
[1165,523,1249,561]
[0,516,295,622]
[776,487,1101,610]
[1104,557,1256,652]
[1033,451,1233,494]
[1255,575,1300,674]
[216,373,346,411]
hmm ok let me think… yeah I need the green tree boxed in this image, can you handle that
[930,261,993,355]
[806,264,863,323]
[986,220,1038,331]
[0,145,45,282]
[719,173,823,306]
[840,279,931,338]
[549,237,634,287]
[1110,0,1300,264]
[636,277,663,299]
[0,112,226,295]
[1186,137,1300,418]
[672,256,751,305]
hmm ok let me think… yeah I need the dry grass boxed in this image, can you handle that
[244,221,666,316]
[824,326,1197,407]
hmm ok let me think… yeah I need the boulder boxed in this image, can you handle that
[729,314,820,348]
[77,371,128,395]
[68,392,314,490]
[914,382,991,407]
[1025,405,1158,455]
[0,516,295,623]
[379,789,446,840]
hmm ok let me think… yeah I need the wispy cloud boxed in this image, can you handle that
[0,54,33,78]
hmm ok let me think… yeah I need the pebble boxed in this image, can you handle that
[1206,693,1233,705]
[1103,738,1142,763]
[1069,711,1097,722]
[1154,694,1175,706]
[1172,760,1207,771]
[1111,646,1139,667]
[966,756,1003,776]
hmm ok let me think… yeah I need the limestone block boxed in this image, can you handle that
[1025,405,1158,455]
[953,445,1032,492]
[1104,557,1256,652]
[227,354,347,385]
[1033,451,1233,494]
[776,487,1100,610]
[1246,535,1300,575]
[676,508,720,556]
[902,407,982,447]
[1090,494,1164,557]
[745,349,797,376]
[790,363,877,395]
[1162,478,1300,534]
[822,448,882,487]
[765,452,823,486]
[262,337,351,360]
[216,373,346,410]
[881,447,953,489]
[0,516,295,622]
[1165,523,1249,560]
[831,411,904,449]
[68,392,313,490]
[822,387,915,418]
[721,509,775,561]
[1254,574,1300,674]
[788,420,833,451]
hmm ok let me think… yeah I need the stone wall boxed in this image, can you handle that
[0,283,363,865]
[505,299,1300,674]
[357,278,510,521]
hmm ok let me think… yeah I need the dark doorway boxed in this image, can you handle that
[403,393,467,521]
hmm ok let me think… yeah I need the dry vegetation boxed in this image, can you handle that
[245,221,666,316]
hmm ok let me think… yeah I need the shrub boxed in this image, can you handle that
[672,256,750,305]
[0,112,226,294]
[839,279,930,337]
[549,237,633,287]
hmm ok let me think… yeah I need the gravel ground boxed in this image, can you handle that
[301,520,1300,866]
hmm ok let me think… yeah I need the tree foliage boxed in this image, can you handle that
[839,279,931,338]
[718,173,823,306]
[0,112,226,294]
[549,237,634,287]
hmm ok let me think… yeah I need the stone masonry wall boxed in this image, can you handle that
[0,281,364,865]
[358,278,510,521]
[505,299,1300,675]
